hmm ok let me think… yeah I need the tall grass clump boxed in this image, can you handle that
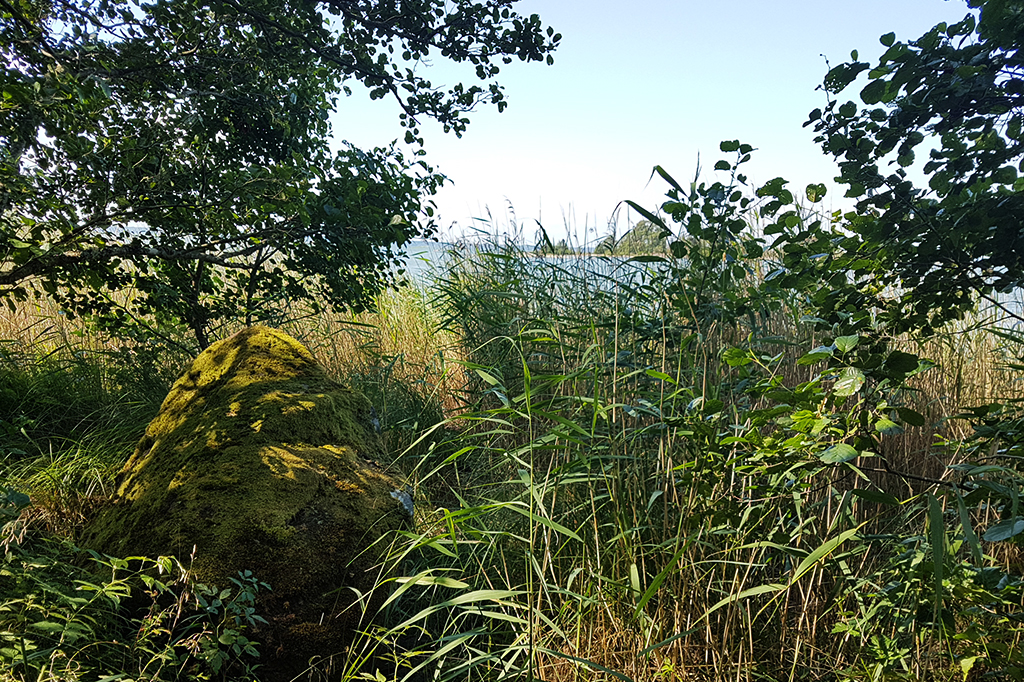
[282,283,464,459]
[0,303,176,539]
[365,219,847,681]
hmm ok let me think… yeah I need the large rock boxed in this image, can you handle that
[85,326,409,679]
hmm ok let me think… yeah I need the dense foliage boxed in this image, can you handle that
[808,0,1024,333]
[0,0,559,349]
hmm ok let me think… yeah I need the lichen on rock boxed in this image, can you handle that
[84,326,408,679]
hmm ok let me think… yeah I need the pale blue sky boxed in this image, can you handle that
[331,0,968,243]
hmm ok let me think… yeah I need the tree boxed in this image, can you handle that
[1,0,560,350]
[595,219,670,255]
[806,0,1024,333]
[535,238,573,256]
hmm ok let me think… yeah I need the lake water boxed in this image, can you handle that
[395,240,1024,331]
[396,239,661,285]
[397,240,452,282]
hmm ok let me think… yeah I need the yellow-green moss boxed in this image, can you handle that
[83,326,407,680]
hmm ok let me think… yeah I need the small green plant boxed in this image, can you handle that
[108,555,270,682]
[1,507,270,682]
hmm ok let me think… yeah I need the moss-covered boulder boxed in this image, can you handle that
[84,326,409,679]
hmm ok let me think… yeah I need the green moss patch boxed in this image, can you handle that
[84,326,407,680]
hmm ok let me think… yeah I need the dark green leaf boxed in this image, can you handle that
[885,351,920,375]
[928,493,944,594]
[805,183,827,202]
[820,443,859,463]
[860,79,887,105]
[956,490,983,565]
[896,407,926,427]
[983,518,1024,542]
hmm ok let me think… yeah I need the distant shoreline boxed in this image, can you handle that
[400,240,666,259]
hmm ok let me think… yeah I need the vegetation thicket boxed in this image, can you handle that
[4,0,1024,681]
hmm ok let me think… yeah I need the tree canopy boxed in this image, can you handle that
[806,0,1024,333]
[594,220,670,256]
[0,0,559,350]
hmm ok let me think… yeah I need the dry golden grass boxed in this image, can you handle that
[0,296,106,357]
[0,283,469,419]
[284,285,469,419]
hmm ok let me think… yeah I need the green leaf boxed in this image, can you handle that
[896,407,926,427]
[955,490,983,565]
[633,538,695,620]
[928,493,945,595]
[645,369,675,383]
[860,79,887,105]
[391,589,522,631]
[393,575,470,589]
[983,517,1024,542]
[720,140,741,152]
[805,183,827,203]
[874,418,903,435]
[503,503,582,542]
[960,656,981,681]
[791,527,860,582]
[833,335,859,353]
[885,350,920,375]
[833,367,865,396]
[704,583,786,619]
[820,443,858,463]
[743,240,764,258]
[797,346,833,365]
[880,31,896,47]
[723,347,752,367]
[475,369,501,386]
[629,562,641,598]
[1,488,30,510]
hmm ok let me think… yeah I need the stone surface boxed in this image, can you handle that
[84,326,408,679]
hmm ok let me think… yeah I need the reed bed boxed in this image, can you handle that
[344,224,1024,682]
